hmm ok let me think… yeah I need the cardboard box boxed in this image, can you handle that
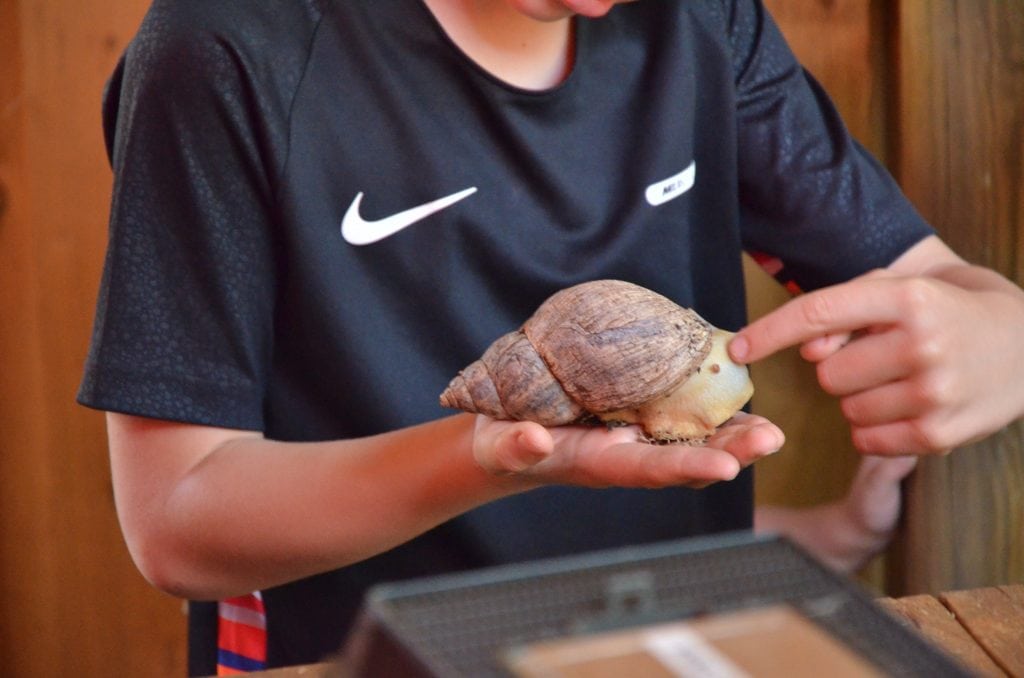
[505,605,882,678]
[343,533,971,677]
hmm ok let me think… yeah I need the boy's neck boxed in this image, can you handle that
[422,0,575,90]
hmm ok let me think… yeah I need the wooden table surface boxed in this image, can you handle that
[878,584,1024,677]
[241,584,1024,677]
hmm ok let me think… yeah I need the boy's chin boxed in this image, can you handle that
[510,0,633,21]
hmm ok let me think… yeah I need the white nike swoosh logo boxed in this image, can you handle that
[341,187,478,245]
[645,161,696,206]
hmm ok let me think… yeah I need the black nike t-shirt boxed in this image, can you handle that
[79,0,932,671]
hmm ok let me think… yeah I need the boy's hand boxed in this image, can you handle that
[472,412,783,490]
[755,454,917,573]
[841,454,918,540]
[730,268,1024,455]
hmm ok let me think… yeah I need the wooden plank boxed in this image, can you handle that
[0,3,60,675]
[888,0,1024,597]
[940,587,1024,677]
[877,595,1005,677]
[0,0,188,676]
[893,1,1023,277]
[999,584,1024,607]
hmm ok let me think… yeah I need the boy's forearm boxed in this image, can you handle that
[892,235,1024,300]
[925,260,1024,299]
[123,414,524,600]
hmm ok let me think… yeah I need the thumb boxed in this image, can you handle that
[855,454,918,490]
[481,420,554,474]
[848,455,917,534]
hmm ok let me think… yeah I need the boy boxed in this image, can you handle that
[80,0,1024,672]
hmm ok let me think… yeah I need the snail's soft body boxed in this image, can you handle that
[439,280,754,443]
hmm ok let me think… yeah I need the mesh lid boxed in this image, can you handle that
[352,533,971,677]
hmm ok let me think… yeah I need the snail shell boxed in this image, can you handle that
[440,280,754,443]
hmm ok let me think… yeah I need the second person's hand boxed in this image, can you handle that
[729,262,1024,455]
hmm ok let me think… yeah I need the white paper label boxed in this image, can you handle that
[644,627,751,678]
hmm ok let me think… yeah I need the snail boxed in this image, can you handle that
[439,279,754,443]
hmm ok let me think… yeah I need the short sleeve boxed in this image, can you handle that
[724,0,933,292]
[78,3,297,430]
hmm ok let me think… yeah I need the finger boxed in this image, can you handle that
[815,330,912,397]
[867,454,918,482]
[626,444,742,488]
[547,422,642,458]
[850,419,955,456]
[839,380,935,428]
[480,420,554,474]
[713,410,777,430]
[847,454,917,535]
[558,436,742,489]
[730,276,906,364]
[800,332,852,362]
[852,454,918,488]
[705,417,785,466]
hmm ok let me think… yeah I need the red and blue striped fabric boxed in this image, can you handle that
[748,250,804,296]
[217,592,267,675]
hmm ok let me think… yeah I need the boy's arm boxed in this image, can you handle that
[107,410,781,600]
[731,235,1024,454]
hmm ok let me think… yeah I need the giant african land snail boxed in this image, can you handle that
[439,279,754,443]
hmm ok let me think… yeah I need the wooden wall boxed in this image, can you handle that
[0,0,1018,675]
[756,0,1024,597]
[888,1,1024,595]
[0,1,183,675]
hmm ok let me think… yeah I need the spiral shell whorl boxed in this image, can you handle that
[523,280,713,413]
[439,331,585,425]
[439,280,715,427]
[438,359,505,419]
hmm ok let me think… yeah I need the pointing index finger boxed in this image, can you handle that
[729,275,904,364]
